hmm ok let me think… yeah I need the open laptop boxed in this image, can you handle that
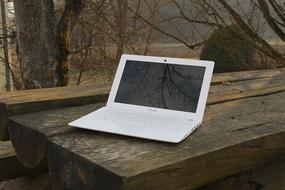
[69,54,214,143]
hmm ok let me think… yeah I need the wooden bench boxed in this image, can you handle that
[45,91,285,189]
[0,83,109,141]
[2,68,285,141]
[3,68,285,189]
[0,140,46,182]
[0,83,109,181]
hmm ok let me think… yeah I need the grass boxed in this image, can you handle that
[69,43,285,86]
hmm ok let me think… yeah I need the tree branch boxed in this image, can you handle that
[258,0,285,42]
[122,1,204,50]
[268,0,285,25]
[218,0,285,63]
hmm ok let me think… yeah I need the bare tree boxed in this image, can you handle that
[129,0,285,64]
[0,1,23,91]
[12,0,284,89]
[216,0,285,63]
[68,0,166,84]
[14,0,83,89]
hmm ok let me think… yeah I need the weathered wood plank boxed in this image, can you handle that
[0,83,108,104]
[47,122,285,190]
[5,68,285,189]
[209,86,285,105]
[0,84,109,140]
[44,90,285,190]
[2,68,285,141]
[209,71,285,96]
[211,68,285,84]
[0,141,45,182]
[6,84,281,169]
[7,73,285,169]
[7,88,285,189]
[197,160,285,190]
[8,103,105,168]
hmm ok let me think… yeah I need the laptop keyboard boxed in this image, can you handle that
[98,109,192,130]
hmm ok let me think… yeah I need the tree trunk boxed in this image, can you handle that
[14,0,60,89]
[14,0,83,89]
[115,0,126,61]
[56,0,83,86]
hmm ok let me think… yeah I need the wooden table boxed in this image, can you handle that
[0,83,108,182]
[5,68,285,190]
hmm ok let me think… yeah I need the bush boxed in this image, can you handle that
[200,25,255,73]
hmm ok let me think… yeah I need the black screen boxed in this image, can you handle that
[114,60,206,113]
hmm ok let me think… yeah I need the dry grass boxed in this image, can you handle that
[69,43,285,86]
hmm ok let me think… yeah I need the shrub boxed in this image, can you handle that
[200,25,255,73]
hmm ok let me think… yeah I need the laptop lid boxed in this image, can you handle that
[107,54,214,121]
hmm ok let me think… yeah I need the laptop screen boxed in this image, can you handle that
[114,60,206,113]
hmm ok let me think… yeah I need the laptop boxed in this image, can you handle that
[69,54,214,143]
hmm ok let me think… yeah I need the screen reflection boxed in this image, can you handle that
[115,60,205,113]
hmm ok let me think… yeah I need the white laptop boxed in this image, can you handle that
[69,54,214,143]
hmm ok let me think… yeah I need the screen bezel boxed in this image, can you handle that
[107,54,214,120]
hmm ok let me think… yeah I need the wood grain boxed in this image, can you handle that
[211,68,285,85]
[45,91,285,189]
[2,68,285,141]
[5,68,285,189]
[0,84,108,181]
[8,103,105,168]
[0,83,109,140]
[8,89,285,189]
[7,68,285,169]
